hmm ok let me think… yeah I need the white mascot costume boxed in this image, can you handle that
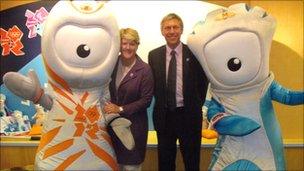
[187,3,304,171]
[3,1,134,170]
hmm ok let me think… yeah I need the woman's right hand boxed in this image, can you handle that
[103,102,121,114]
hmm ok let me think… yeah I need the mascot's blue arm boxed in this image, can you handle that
[207,98,261,136]
[270,81,304,105]
[206,98,225,120]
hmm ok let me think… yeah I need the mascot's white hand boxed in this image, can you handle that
[110,117,135,150]
[3,70,44,104]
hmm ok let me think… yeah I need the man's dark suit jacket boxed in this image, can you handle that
[148,43,208,133]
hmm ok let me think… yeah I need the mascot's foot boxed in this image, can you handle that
[110,117,135,150]
[223,159,261,171]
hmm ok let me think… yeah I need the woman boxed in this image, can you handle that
[103,28,154,171]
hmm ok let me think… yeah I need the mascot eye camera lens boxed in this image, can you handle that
[227,57,241,72]
[77,44,90,58]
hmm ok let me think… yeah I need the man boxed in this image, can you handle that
[148,13,209,171]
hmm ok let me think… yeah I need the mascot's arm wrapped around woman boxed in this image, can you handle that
[207,98,261,136]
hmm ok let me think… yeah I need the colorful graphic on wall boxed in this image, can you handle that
[1,1,57,128]
[0,25,25,56]
[25,7,49,39]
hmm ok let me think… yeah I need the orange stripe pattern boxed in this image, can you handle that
[37,126,62,153]
[57,100,74,115]
[85,105,100,123]
[86,138,118,171]
[43,139,74,159]
[74,123,85,137]
[49,81,76,105]
[37,69,117,169]
[43,58,73,95]
[100,134,113,147]
[52,119,66,122]
[55,150,86,171]
[81,91,89,105]
[86,123,98,139]
[74,104,86,122]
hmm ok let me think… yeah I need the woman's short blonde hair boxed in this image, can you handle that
[120,28,140,44]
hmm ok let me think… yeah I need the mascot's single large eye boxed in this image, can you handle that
[227,57,241,72]
[77,44,90,58]
[204,31,261,86]
[54,25,111,68]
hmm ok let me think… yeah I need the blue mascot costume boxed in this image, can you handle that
[187,3,304,171]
